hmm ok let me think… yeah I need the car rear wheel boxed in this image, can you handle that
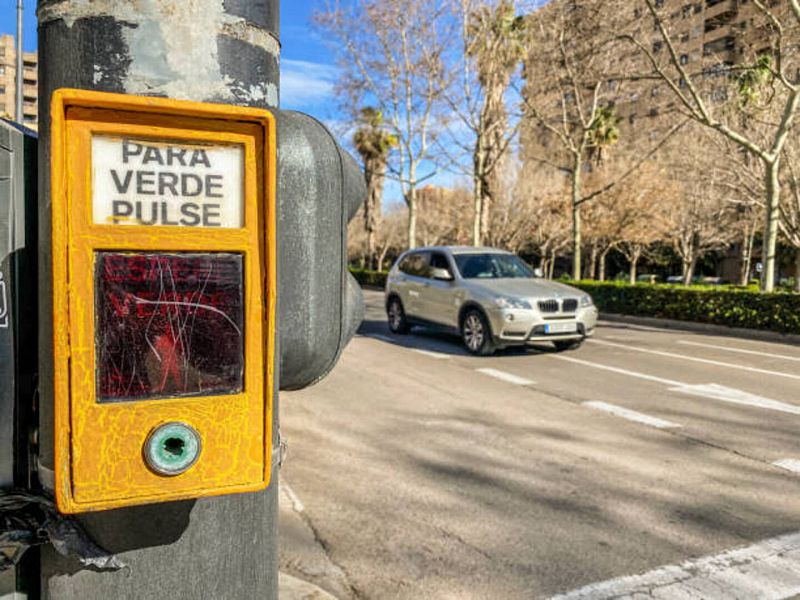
[387,297,410,334]
[553,339,583,352]
[461,309,495,356]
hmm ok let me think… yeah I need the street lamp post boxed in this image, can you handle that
[15,0,23,123]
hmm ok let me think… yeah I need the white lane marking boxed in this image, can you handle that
[553,355,681,386]
[583,401,681,429]
[672,383,800,416]
[551,530,800,600]
[281,480,305,513]
[554,355,800,418]
[774,459,800,474]
[476,368,535,386]
[589,338,800,382]
[412,349,450,360]
[678,339,800,362]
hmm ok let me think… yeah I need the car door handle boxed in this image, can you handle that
[409,290,420,297]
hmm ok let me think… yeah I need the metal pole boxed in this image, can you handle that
[15,0,23,123]
[37,2,280,598]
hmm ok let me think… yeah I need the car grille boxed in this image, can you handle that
[562,299,578,313]
[538,299,559,313]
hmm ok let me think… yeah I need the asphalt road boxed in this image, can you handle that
[279,289,800,599]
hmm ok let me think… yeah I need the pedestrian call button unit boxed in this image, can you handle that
[50,89,276,513]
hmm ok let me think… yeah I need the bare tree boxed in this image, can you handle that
[416,185,472,247]
[662,129,738,284]
[520,0,681,280]
[315,0,452,249]
[614,164,673,283]
[780,139,800,290]
[622,0,800,291]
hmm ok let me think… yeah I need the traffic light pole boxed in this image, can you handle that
[36,2,281,598]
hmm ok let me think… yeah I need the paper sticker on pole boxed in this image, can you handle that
[50,89,276,513]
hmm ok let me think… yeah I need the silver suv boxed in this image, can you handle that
[385,246,598,355]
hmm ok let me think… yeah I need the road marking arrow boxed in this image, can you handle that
[670,383,800,416]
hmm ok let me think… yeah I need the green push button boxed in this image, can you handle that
[144,422,201,476]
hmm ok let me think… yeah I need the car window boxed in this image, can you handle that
[453,254,534,279]
[398,252,430,277]
[428,252,451,277]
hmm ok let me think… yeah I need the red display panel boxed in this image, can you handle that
[95,252,244,402]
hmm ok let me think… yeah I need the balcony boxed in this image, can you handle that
[704,35,736,56]
[705,9,737,33]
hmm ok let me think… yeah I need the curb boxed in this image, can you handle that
[601,313,800,346]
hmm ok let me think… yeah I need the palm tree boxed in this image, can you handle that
[353,107,398,269]
[466,0,526,246]
[587,105,620,166]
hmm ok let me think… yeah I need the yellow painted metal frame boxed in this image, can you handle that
[50,89,277,513]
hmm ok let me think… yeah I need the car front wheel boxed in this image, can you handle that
[461,309,495,356]
[387,297,410,334]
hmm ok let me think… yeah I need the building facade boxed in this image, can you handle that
[0,34,38,128]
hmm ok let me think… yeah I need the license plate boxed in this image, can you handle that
[545,322,577,334]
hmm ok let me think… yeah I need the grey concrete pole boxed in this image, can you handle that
[15,0,23,123]
[36,2,281,598]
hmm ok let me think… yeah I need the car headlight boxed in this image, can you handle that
[494,296,532,310]
[579,294,594,307]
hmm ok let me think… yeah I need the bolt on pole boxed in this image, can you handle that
[37,1,281,598]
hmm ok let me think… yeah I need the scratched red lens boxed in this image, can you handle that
[95,252,244,402]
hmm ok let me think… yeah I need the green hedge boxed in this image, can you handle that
[350,268,388,288]
[572,281,800,334]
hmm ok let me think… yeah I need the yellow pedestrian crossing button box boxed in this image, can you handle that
[50,89,276,513]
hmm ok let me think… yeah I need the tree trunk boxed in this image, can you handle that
[571,157,583,280]
[761,157,781,292]
[629,253,640,285]
[366,230,375,270]
[472,171,483,247]
[377,245,389,272]
[599,248,610,281]
[682,255,697,286]
[739,224,755,287]
[406,188,417,249]
[795,247,800,293]
[588,244,598,280]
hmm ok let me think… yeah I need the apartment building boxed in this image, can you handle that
[0,34,38,128]
[522,0,777,143]
[627,0,773,118]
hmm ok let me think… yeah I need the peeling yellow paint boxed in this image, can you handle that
[51,89,277,513]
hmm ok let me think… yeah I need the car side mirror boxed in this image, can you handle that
[533,267,544,278]
[431,267,454,281]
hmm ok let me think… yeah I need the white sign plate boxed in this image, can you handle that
[92,136,244,228]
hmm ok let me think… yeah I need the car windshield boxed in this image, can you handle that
[453,254,535,279]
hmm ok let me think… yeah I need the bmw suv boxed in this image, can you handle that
[385,247,598,355]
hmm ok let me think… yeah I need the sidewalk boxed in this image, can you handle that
[601,312,800,345]
[278,479,354,600]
